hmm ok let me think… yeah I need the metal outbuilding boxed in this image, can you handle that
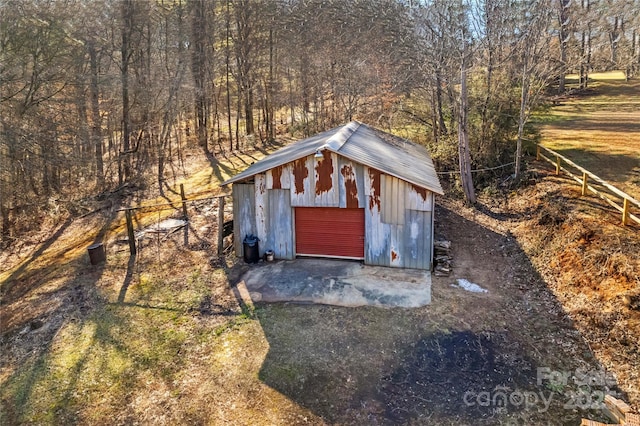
[221,121,444,270]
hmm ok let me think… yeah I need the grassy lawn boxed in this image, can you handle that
[535,74,640,199]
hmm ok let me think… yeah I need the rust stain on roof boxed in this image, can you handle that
[292,158,309,194]
[368,168,381,211]
[341,164,359,208]
[271,165,283,190]
[315,151,334,195]
[391,250,398,262]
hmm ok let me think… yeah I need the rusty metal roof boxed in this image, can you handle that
[222,121,444,195]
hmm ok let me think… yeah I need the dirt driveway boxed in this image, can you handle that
[240,258,431,308]
[247,201,623,425]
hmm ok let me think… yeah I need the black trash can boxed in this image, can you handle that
[243,234,260,264]
[87,242,106,265]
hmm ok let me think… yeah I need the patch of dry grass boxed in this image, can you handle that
[566,70,629,81]
[536,79,640,199]
[0,144,290,424]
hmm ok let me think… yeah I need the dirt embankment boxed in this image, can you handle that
[488,164,640,410]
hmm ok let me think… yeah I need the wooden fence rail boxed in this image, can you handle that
[536,144,640,226]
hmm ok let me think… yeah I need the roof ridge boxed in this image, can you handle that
[323,121,361,152]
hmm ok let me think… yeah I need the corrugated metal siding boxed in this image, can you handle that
[364,166,391,266]
[254,174,269,255]
[404,209,432,270]
[231,155,435,270]
[266,164,291,190]
[313,151,339,207]
[338,157,365,209]
[363,166,434,270]
[381,174,407,225]
[232,183,257,258]
[290,156,314,206]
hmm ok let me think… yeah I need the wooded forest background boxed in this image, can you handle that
[1,0,639,241]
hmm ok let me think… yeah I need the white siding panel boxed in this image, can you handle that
[266,169,274,190]
[364,166,390,266]
[266,164,291,190]
[280,164,291,189]
[338,157,365,209]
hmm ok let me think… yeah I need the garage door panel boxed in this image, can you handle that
[295,207,364,259]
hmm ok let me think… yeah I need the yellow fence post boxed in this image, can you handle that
[536,145,540,161]
[622,198,630,225]
[556,155,561,175]
[581,172,588,196]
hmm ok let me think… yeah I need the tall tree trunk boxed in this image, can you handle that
[88,40,104,189]
[558,0,570,93]
[121,0,133,183]
[458,51,476,205]
[435,69,447,136]
[244,85,254,136]
[580,30,587,89]
[191,0,208,153]
[610,16,620,66]
[515,57,530,181]
[225,0,233,152]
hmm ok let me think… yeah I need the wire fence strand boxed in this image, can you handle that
[436,162,516,176]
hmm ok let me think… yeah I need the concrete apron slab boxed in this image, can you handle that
[240,258,431,308]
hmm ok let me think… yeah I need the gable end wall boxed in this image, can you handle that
[232,155,435,269]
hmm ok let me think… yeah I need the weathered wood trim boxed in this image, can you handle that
[267,189,294,259]
[254,174,269,257]
[232,183,257,258]
[430,193,435,269]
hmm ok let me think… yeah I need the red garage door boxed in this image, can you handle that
[295,207,364,259]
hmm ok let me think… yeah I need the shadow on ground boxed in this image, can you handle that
[253,205,624,425]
